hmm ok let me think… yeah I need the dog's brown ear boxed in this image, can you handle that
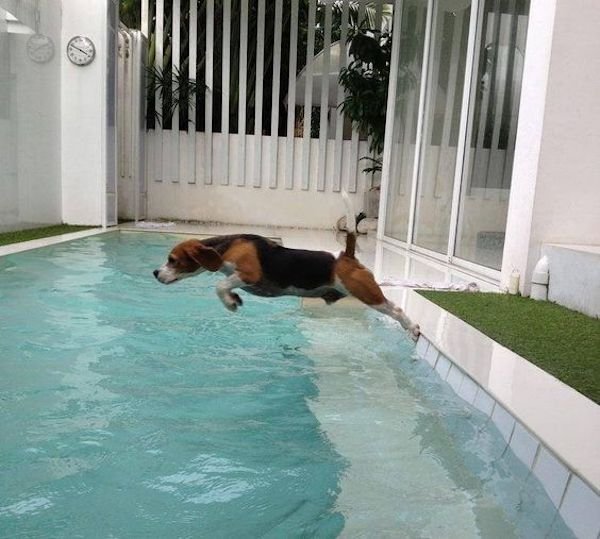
[186,242,223,272]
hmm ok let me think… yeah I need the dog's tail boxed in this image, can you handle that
[341,190,356,258]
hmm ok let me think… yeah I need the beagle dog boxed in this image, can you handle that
[153,231,420,340]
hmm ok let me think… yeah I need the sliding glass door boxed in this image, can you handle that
[382,0,530,275]
[454,0,530,269]
[383,0,429,242]
[412,0,472,255]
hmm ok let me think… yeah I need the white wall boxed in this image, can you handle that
[525,0,600,286]
[500,0,557,292]
[60,0,110,226]
[502,0,600,294]
[0,0,62,230]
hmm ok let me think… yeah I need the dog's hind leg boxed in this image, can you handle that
[335,256,420,340]
[216,273,246,312]
[373,301,420,341]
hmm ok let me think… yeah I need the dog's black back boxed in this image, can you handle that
[202,234,336,290]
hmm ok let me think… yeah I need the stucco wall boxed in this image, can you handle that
[61,0,111,226]
[524,0,600,288]
[502,0,600,294]
[0,0,61,230]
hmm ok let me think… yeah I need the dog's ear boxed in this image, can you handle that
[185,241,223,272]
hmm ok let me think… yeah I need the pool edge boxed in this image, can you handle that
[408,290,600,539]
[0,227,110,257]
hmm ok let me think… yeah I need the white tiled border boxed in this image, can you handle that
[415,335,600,539]
[0,227,108,257]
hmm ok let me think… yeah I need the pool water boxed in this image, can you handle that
[0,232,573,538]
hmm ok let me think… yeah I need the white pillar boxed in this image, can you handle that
[61,0,112,225]
[500,0,558,293]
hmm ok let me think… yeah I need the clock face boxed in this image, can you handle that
[27,34,55,64]
[67,36,96,66]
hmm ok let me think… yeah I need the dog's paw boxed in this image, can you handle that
[223,293,243,312]
[409,324,420,342]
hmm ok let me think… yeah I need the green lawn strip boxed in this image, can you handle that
[0,225,95,247]
[417,291,600,405]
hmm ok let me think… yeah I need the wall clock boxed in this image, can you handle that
[66,36,96,66]
[26,33,55,64]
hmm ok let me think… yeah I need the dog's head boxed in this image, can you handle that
[153,239,223,284]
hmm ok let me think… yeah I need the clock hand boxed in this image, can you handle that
[72,45,88,54]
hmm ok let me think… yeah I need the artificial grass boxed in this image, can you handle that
[0,225,94,247]
[418,291,600,404]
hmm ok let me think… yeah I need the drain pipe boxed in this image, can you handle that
[530,255,549,301]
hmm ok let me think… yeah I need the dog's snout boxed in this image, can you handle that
[153,269,159,279]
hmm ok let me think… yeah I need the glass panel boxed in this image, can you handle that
[384,0,429,242]
[0,0,61,231]
[412,0,471,254]
[454,0,530,269]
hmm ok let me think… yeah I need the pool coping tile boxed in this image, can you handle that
[408,290,600,494]
[533,446,571,508]
[491,403,516,443]
[412,295,600,539]
[456,375,478,405]
[510,421,539,470]
[0,228,108,257]
[559,475,600,539]
[472,388,496,417]
[434,354,452,380]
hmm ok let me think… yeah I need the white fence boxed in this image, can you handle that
[138,0,392,228]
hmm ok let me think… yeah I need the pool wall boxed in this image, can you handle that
[409,291,600,539]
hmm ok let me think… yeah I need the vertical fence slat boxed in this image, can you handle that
[301,0,317,191]
[418,4,442,199]
[141,0,149,37]
[154,0,164,182]
[377,0,403,238]
[483,1,503,191]
[370,0,385,191]
[269,0,284,189]
[432,9,464,198]
[487,4,514,191]
[160,0,171,182]
[332,0,349,193]
[220,0,231,185]
[375,1,383,31]
[472,3,500,191]
[502,12,525,190]
[348,1,366,193]
[253,0,266,188]
[406,0,434,245]
[204,0,214,184]
[285,0,299,190]
[317,1,332,192]
[188,0,197,184]
[237,0,249,186]
[172,0,181,183]
[447,0,480,259]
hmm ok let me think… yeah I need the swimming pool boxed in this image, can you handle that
[0,232,573,537]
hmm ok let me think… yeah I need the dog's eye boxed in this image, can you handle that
[168,256,175,264]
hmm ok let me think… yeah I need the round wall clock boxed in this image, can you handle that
[66,36,96,66]
[26,33,55,64]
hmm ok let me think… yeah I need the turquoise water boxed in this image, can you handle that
[0,232,572,538]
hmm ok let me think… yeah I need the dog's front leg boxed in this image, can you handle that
[216,273,246,312]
